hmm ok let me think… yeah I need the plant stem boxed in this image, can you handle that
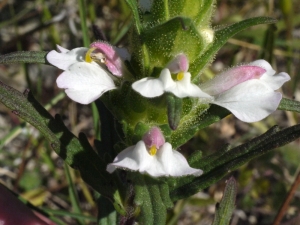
[272,170,300,225]
[78,0,90,47]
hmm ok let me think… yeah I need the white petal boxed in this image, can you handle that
[56,62,116,104]
[248,59,273,71]
[249,60,291,90]
[132,78,164,98]
[47,47,88,70]
[56,45,69,53]
[161,71,212,98]
[158,143,203,176]
[213,80,282,122]
[159,68,176,90]
[106,141,165,176]
[107,141,202,177]
[260,72,290,90]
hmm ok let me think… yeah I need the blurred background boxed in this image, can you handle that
[0,0,300,224]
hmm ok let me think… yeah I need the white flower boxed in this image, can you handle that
[47,42,129,104]
[132,54,212,99]
[106,127,203,177]
[200,60,290,122]
[132,55,290,123]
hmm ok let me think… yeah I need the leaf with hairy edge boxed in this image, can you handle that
[170,104,230,149]
[141,17,206,77]
[97,195,118,225]
[0,81,114,198]
[170,124,300,200]
[0,51,48,64]
[278,98,300,113]
[212,177,237,225]
[190,17,277,81]
[133,174,172,225]
[125,0,142,34]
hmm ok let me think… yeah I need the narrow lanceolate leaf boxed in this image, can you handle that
[0,81,114,198]
[212,177,237,225]
[125,0,142,34]
[166,94,182,130]
[170,104,229,149]
[190,17,277,81]
[170,124,300,200]
[0,51,48,64]
[278,98,300,113]
[133,175,172,225]
[97,195,118,225]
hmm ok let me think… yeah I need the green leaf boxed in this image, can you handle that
[0,51,48,64]
[170,104,230,149]
[140,17,207,77]
[169,0,215,28]
[212,177,237,225]
[97,195,118,225]
[125,0,142,34]
[278,98,300,113]
[166,94,182,130]
[190,17,277,81]
[133,174,173,224]
[145,0,215,28]
[64,164,84,225]
[170,124,300,200]
[0,81,114,198]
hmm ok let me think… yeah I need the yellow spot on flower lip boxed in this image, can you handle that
[149,145,157,156]
[85,48,97,63]
[177,72,184,81]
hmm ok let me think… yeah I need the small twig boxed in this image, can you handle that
[272,170,300,225]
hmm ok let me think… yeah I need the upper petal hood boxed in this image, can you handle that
[200,65,266,96]
[56,62,116,104]
[90,41,130,77]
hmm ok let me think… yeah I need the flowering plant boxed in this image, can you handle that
[0,1,299,224]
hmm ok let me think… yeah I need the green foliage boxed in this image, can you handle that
[278,97,300,113]
[140,17,207,77]
[0,81,115,199]
[170,104,229,148]
[190,16,277,81]
[97,195,118,225]
[170,124,300,200]
[166,94,182,130]
[212,177,237,225]
[0,51,48,64]
[133,174,173,225]
[125,0,142,34]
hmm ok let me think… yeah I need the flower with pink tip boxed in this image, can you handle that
[132,54,212,98]
[132,54,290,123]
[200,60,290,122]
[47,41,129,104]
[106,127,203,177]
